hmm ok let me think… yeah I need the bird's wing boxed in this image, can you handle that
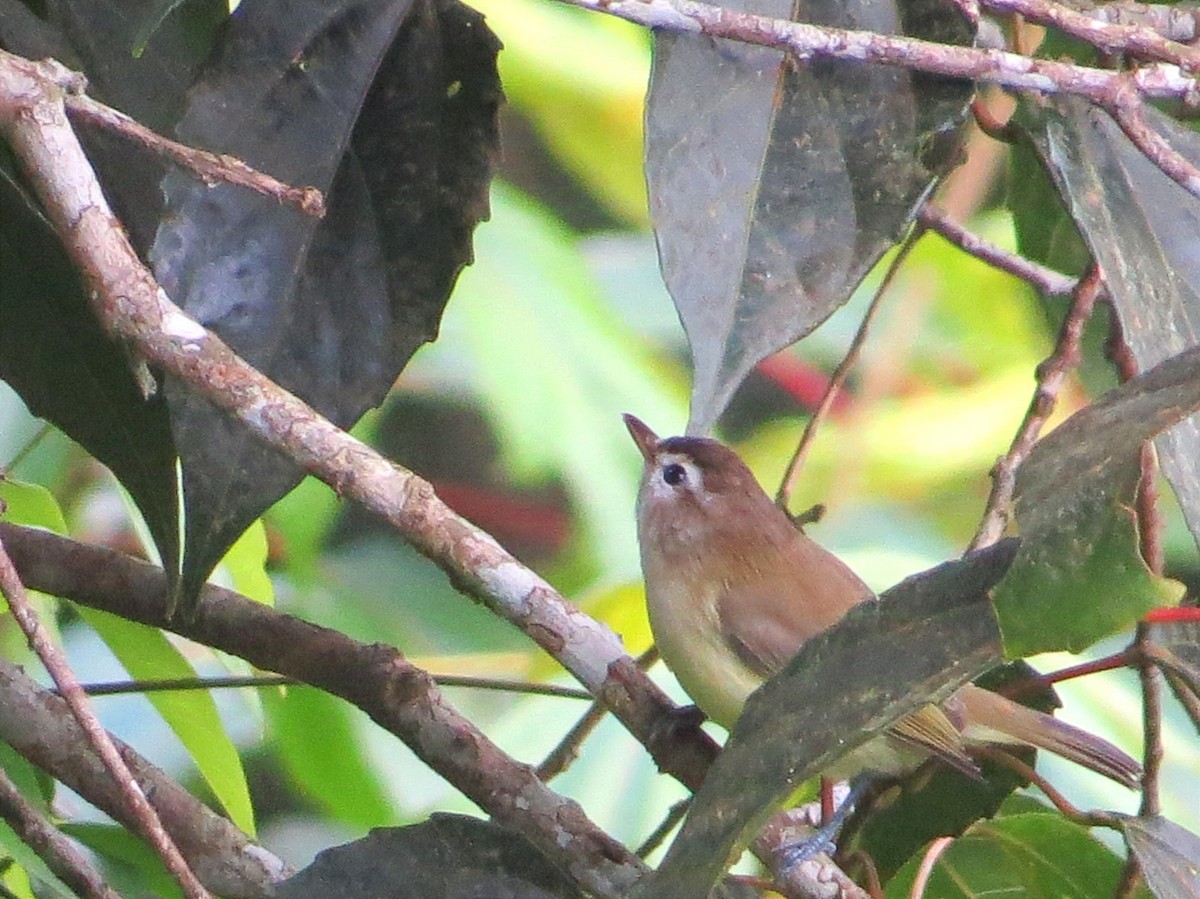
[715,535,873,677]
[891,705,981,779]
[715,573,854,677]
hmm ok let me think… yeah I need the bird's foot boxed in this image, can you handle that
[773,776,873,867]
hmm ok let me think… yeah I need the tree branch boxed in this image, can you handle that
[0,654,286,899]
[0,534,211,899]
[0,764,121,899]
[968,264,1104,550]
[556,0,1200,198]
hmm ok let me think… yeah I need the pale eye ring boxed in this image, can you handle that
[661,463,687,486]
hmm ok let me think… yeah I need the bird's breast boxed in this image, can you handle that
[645,574,764,731]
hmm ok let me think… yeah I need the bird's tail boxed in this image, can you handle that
[957,683,1142,789]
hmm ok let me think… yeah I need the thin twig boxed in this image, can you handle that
[1115,622,1166,899]
[908,836,954,899]
[1104,316,1166,574]
[73,673,594,701]
[554,0,1199,103]
[1000,648,1137,700]
[0,765,121,899]
[558,0,1200,198]
[968,264,1104,550]
[980,0,1200,70]
[636,797,691,859]
[3,421,54,472]
[1133,629,1164,813]
[0,536,211,899]
[776,226,924,510]
[918,204,1079,297]
[1104,84,1200,201]
[62,83,324,217]
[971,746,1126,829]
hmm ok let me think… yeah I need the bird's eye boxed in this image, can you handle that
[661,463,687,487]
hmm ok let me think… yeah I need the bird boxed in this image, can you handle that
[624,413,1142,789]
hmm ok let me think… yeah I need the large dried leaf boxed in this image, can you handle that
[0,168,181,582]
[150,0,500,607]
[645,0,974,434]
[993,348,1199,656]
[1018,96,1200,554]
[275,815,586,899]
[1124,816,1200,899]
[629,541,1013,899]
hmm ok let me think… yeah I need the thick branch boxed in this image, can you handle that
[980,0,1200,71]
[557,0,1200,198]
[554,0,1198,102]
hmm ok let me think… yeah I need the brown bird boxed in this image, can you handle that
[625,413,1142,788]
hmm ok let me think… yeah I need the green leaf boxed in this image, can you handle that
[264,685,394,828]
[992,348,1199,656]
[62,822,182,899]
[213,520,274,607]
[0,479,68,533]
[75,608,255,837]
[0,742,53,810]
[0,821,73,899]
[886,812,1133,898]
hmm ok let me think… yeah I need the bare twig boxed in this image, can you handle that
[1104,84,1200,199]
[0,536,211,899]
[918,204,1079,297]
[1114,621,1166,899]
[968,264,1104,550]
[54,74,325,216]
[776,224,923,510]
[636,797,691,859]
[980,0,1200,70]
[971,746,1126,829]
[907,836,954,899]
[73,673,594,701]
[557,0,1200,197]
[1104,315,1166,573]
[0,765,121,899]
[1079,1,1200,45]
[553,0,1199,103]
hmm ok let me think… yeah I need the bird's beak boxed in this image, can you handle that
[623,413,659,464]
